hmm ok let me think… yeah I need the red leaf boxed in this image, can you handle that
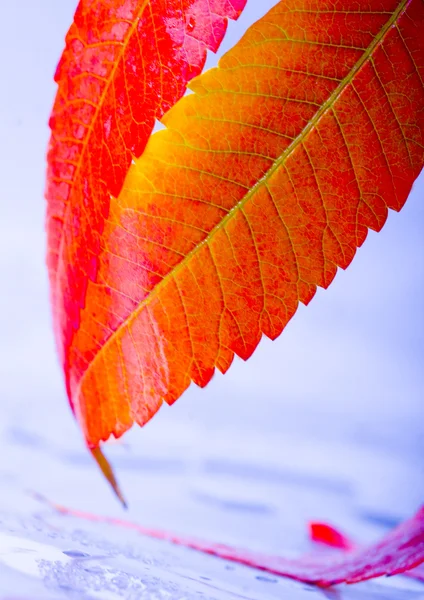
[37,496,424,587]
[45,0,246,405]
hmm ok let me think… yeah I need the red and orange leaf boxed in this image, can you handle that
[57,0,424,446]
[46,0,247,404]
[38,497,424,586]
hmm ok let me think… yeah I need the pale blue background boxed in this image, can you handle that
[0,0,423,547]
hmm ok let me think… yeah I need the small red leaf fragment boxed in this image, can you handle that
[309,522,354,550]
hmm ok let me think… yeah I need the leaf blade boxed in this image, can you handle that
[62,0,424,445]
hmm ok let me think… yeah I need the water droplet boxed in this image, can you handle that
[63,549,90,558]
[256,575,277,583]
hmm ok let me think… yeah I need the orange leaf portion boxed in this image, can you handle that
[45,0,247,404]
[61,0,424,446]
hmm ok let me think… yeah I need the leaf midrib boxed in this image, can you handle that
[76,0,410,398]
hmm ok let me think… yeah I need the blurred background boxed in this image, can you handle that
[0,1,423,598]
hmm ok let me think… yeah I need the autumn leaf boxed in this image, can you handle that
[45,0,247,406]
[35,496,424,586]
[48,0,424,447]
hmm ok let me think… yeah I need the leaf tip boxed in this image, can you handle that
[90,446,128,509]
